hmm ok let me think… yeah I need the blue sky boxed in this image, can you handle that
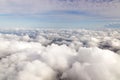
[0,0,120,28]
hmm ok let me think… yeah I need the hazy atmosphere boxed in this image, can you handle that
[0,0,120,28]
[0,0,120,80]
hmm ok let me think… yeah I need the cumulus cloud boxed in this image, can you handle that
[0,28,120,80]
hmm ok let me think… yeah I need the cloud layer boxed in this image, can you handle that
[0,28,120,80]
[0,0,120,18]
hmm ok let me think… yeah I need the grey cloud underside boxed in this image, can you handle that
[0,0,120,18]
[59,0,116,3]
[0,29,120,80]
[57,0,120,18]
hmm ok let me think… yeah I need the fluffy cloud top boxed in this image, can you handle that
[0,28,120,80]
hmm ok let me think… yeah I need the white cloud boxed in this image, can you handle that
[0,28,120,80]
[18,60,57,80]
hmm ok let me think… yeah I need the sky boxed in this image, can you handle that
[0,0,120,28]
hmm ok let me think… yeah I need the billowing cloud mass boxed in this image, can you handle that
[0,28,120,80]
[0,0,120,18]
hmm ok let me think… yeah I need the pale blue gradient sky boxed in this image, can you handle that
[0,0,120,28]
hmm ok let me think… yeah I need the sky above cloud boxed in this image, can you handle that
[0,0,120,28]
